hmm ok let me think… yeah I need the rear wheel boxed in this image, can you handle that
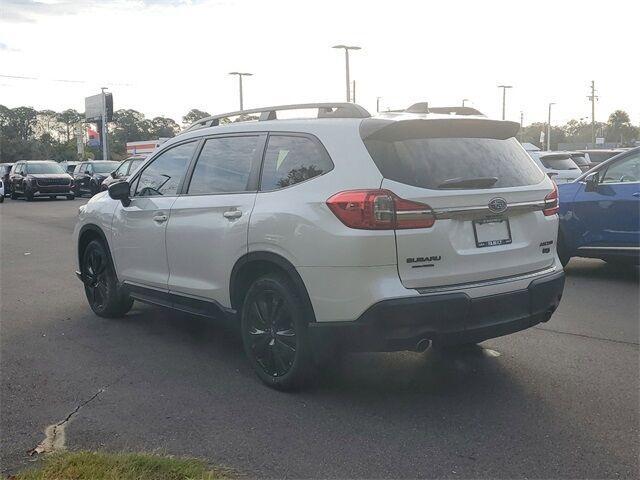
[0,195,4,203]
[81,239,133,318]
[67,194,75,200]
[240,273,314,390]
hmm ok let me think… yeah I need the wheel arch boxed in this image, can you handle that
[229,252,316,322]
[77,224,118,281]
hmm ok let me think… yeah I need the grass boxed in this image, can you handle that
[15,451,235,480]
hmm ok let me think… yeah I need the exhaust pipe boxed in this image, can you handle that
[415,338,431,352]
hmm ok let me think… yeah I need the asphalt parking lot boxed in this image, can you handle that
[1,198,638,478]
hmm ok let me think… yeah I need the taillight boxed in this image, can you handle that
[543,184,559,216]
[326,189,435,230]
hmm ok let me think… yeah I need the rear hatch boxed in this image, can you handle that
[361,117,558,289]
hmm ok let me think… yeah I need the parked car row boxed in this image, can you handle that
[0,157,146,201]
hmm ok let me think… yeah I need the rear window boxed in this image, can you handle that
[569,154,588,166]
[363,136,543,189]
[540,156,579,170]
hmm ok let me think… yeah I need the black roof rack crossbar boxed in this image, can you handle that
[183,102,370,133]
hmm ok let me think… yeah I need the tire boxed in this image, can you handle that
[25,189,34,201]
[240,272,314,390]
[67,194,75,200]
[90,183,98,197]
[10,186,18,200]
[0,195,4,203]
[49,196,56,199]
[81,239,133,318]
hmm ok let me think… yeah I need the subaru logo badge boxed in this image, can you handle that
[488,197,507,214]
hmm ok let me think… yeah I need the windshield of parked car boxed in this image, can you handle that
[129,159,145,173]
[540,156,579,170]
[92,162,119,173]
[25,162,65,174]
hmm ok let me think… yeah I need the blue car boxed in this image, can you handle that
[557,146,640,266]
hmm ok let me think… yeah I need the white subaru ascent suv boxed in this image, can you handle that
[74,103,565,390]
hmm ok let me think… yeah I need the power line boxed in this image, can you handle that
[0,74,133,87]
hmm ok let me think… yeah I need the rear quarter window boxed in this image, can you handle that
[260,135,333,191]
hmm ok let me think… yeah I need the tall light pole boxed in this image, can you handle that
[376,97,382,113]
[462,98,469,107]
[229,72,253,111]
[587,80,598,146]
[332,45,361,102]
[498,85,512,120]
[547,102,555,151]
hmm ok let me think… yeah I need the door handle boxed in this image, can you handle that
[223,210,242,220]
[632,192,640,198]
[153,213,168,223]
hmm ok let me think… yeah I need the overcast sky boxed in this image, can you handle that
[1,0,638,126]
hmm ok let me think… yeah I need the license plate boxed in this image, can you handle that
[473,217,512,248]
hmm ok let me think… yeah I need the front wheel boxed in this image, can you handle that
[240,273,314,390]
[25,189,34,201]
[81,239,133,318]
[67,194,75,200]
[10,186,18,199]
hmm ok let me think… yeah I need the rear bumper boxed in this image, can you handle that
[308,270,565,352]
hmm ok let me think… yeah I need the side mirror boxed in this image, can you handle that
[110,171,116,178]
[108,181,131,207]
[584,172,599,192]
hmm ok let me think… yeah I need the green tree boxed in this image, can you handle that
[182,109,210,125]
[149,116,179,138]
[56,109,82,142]
[606,110,638,144]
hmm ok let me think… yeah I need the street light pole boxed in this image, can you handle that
[332,45,361,102]
[376,97,381,113]
[547,102,555,151]
[229,72,253,111]
[462,98,469,107]
[498,85,512,120]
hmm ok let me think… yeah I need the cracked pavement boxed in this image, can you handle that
[1,199,638,478]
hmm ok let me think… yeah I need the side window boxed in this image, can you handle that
[86,164,93,174]
[187,136,260,195]
[601,153,640,184]
[134,141,196,197]
[260,135,333,191]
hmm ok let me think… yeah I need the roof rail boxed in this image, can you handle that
[182,102,371,133]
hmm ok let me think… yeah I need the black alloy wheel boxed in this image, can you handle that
[81,239,133,317]
[241,273,313,390]
[247,290,297,378]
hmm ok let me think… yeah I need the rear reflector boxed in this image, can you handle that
[543,183,559,216]
[326,189,435,230]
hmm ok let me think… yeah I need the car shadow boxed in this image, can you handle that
[564,258,639,282]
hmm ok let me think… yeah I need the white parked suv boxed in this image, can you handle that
[74,103,565,389]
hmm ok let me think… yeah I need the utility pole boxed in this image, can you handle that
[462,98,469,107]
[352,80,356,103]
[547,102,555,151]
[100,87,109,161]
[229,72,253,111]
[332,45,361,102]
[376,97,381,113]
[498,85,512,120]
[519,111,524,141]
[588,80,598,146]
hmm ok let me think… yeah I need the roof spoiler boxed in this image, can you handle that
[405,103,485,116]
[360,118,520,141]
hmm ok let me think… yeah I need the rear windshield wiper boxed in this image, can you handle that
[437,177,499,189]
